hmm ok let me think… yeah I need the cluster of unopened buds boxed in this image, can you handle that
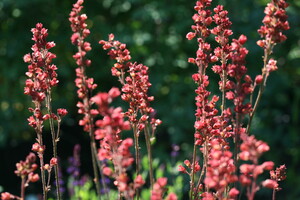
[1,153,40,200]
[269,164,287,191]
[15,153,40,183]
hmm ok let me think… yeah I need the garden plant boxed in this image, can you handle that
[0,0,291,199]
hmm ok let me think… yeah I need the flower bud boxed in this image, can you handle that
[255,75,263,84]
[50,157,58,166]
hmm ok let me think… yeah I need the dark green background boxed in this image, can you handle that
[0,0,299,199]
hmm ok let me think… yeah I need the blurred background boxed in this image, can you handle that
[0,0,299,199]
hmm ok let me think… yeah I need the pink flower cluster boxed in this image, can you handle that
[257,0,290,47]
[23,23,58,101]
[270,164,287,191]
[182,0,290,199]
[225,35,253,115]
[99,34,161,130]
[151,178,177,200]
[69,0,97,132]
[92,87,145,198]
[239,135,276,199]
[14,153,40,183]
[23,23,65,130]
[100,34,161,189]
[204,140,238,198]
[1,153,40,200]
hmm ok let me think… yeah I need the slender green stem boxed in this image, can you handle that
[45,89,61,200]
[37,142,47,200]
[193,139,210,199]
[90,139,102,198]
[246,42,273,134]
[221,49,227,118]
[132,123,141,200]
[132,124,141,175]
[35,109,47,200]
[144,122,154,189]
[190,138,197,200]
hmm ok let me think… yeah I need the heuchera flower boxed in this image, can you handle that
[183,1,235,198]
[151,177,168,200]
[239,134,275,199]
[1,153,40,200]
[227,35,253,115]
[14,153,39,181]
[204,139,238,197]
[92,88,144,198]
[69,0,97,132]
[211,4,233,87]
[24,23,66,199]
[270,164,287,191]
[100,34,161,188]
[1,192,14,200]
[257,0,290,47]
[255,0,290,95]
[23,23,60,131]
[99,35,161,132]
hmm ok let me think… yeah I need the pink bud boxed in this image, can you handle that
[257,40,265,48]
[186,32,196,40]
[103,167,113,176]
[138,123,145,130]
[134,175,145,188]
[57,108,68,116]
[28,173,40,182]
[238,34,247,45]
[255,75,263,84]
[210,55,218,62]
[157,177,167,187]
[166,193,178,200]
[188,58,195,63]
[109,33,115,41]
[262,179,278,189]
[23,54,31,63]
[46,41,56,49]
[178,165,186,173]
[108,87,121,98]
[1,192,13,200]
[229,188,239,198]
[32,143,41,152]
[50,158,58,166]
